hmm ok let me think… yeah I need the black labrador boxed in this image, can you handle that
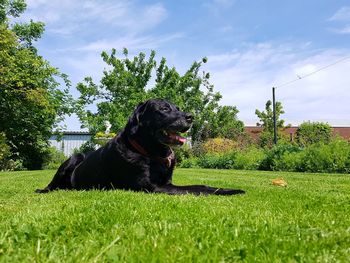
[36,99,245,195]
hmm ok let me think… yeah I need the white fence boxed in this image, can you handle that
[49,132,92,157]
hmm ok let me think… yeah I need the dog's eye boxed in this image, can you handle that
[160,107,170,112]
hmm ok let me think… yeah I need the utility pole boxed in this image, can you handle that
[272,87,277,145]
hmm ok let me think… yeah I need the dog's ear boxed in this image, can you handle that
[126,102,148,136]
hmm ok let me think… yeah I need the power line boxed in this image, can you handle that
[276,54,350,88]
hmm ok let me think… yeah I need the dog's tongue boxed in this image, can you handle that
[169,132,186,144]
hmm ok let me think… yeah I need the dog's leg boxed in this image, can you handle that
[35,153,85,193]
[153,184,245,195]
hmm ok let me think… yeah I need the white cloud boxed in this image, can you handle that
[213,0,235,8]
[205,43,350,126]
[203,0,236,15]
[329,6,350,21]
[328,26,350,34]
[78,33,184,52]
[19,1,350,129]
[219,25,234,33]
[21,0,167,35]
[328,6,350,35]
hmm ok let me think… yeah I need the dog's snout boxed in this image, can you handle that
[185,113,193,123]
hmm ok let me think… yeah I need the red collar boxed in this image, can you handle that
[127,137,175,168]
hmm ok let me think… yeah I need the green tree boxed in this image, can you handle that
[0,132,11,170]
[0,1,73,169]
[76,48,153,133]
[296,121,332,147]
[255,100,285,132]
[255,100,287,147]
[76,49,243,142]
[206,106,244,139]
[0,0,26,24]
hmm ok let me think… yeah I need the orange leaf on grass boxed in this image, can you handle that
[272,178,288,187]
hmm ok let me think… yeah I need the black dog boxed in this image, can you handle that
[36,99,245,195]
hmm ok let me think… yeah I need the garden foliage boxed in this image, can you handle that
[178,136,350,173]
[76,49,243,142]
[0,0,72,169]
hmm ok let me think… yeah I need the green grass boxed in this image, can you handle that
[0,169,349,262]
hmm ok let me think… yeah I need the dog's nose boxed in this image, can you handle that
[185,113,193,123]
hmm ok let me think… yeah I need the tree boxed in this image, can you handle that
[205,105,244,139]
[296,121,332,147]
[76,48,243,142]
[0,0,26,24]
[0,1,72,169]
[255,100,285,132]
[255,100,287,147]
[76,48,153,134]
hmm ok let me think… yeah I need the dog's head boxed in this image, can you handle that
[125,99,193,146]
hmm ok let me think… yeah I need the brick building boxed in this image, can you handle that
[245,126,350,142]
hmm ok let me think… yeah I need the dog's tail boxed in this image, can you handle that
[35,153,85,193]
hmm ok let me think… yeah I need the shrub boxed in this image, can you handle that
[174,144,192,164]
[42,147,67,170]
[73,141,97,154]
[0,132,11,170]
[178,136,350,174]
[271,138,350,173]
[273,151,304,172]
[259,143,301,171]
[0,133,24,171]
[202,138,236,154]
[179,157,199,168]
[301,138,350,173]
[191,140,206,157]
[197,151,237,169]
[93,132,116,146]
[296,122,332,147]
[4,159,26,171]
[233,147,265,170]
[234,132,254,149]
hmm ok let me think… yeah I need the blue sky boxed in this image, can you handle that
[19,0,350,130]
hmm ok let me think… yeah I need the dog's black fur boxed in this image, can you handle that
[36,99,245,195]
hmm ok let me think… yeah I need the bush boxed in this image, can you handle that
[273,151,304,172]
[197,151,237,169]
[174,144,192,164]
[202,138,236,154]
[73,141,97,154]
[3,159,25,171]
[259,143,301,171]
[191,140,205,157]
[0,132,11,170]
[93,132,116,146]
[233,147,265,170]
[187,147,264,171]
[178,138,350,173]
[178,157,199,168]
[301,138,350,173]
[0,132,25,171]
[270,138,350,173]
[296,122,332,147]
[42,147,67,170]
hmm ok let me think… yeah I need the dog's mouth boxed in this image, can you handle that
[159,128,189,145]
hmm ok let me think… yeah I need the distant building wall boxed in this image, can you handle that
[49,132,92,157]
[244,126,350,142]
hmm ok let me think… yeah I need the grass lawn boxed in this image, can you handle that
[0,169,349,262]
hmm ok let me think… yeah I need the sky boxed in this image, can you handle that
[18,0,350,130]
